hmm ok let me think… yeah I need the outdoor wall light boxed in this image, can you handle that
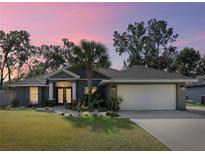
[180,86,186,90]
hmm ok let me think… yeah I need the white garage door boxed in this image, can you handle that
[117,84,176,110]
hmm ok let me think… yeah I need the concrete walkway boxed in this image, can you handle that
[186,106,205,117]
[119,110,205,151]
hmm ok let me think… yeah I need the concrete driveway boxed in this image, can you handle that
[119,110,205,151]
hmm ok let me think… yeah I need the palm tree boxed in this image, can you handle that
[64,39,111,108]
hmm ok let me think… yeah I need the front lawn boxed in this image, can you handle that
[0,110,168,151]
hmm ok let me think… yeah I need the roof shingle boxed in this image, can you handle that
[112,65,192,80]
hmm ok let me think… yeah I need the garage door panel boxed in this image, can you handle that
[117,84,176,110]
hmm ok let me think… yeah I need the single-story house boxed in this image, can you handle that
[9,65,195,110]
[186,75,205,103]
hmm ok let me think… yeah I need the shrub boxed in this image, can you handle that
[106,111,111,116]
[43,100,54,107]
[11,98,20,107]
[27,103,33,108]
[110,112,119,117]
[106,111,119,117]
[110,96,123,112]
[71,103,77,111]
[98,107,107,112]
[81,106,89,112]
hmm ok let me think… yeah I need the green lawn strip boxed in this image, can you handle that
[186,102,205,107]
[0,110,168,151]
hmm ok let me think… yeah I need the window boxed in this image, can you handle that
[30,87,38,104]
[84,87,97,94]
[55,81,71,87]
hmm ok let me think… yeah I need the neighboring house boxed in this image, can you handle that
[9,65,195,110]
[186,75,205,103]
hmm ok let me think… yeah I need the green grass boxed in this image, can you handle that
[186,101,205,107]
[0,110,168,151]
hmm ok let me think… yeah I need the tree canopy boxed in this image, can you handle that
[113,18,178,70]
[63,39,111,106]
[0,30,33,89]
[175,48,203,77]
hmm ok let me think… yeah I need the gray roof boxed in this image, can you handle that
[10,74,48,86]
[187,80,205,87]
[10,65,194,86]
[9,67,112,86]
[67,67,110,79]
[197,75,205,80]
[98,68,120,78]
[112,65,192,80]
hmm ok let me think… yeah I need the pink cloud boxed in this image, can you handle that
[174,32,205,47]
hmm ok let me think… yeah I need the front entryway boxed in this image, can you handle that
[57,88,72,105]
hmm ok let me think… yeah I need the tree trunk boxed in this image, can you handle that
[85,62,93,109]
[0,54,8,90]
[0,74,3,90]
[8,68,11,84]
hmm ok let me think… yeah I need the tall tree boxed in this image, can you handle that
[196,55,205,76]
[175,48,201,77]
[0,30,32,89]
[63,39,111,107]
[38,45,66,74]
[113,18,178,70]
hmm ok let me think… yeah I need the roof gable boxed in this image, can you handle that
[49,71,77,79]
[67,67,110,79]
[46,68,80,79]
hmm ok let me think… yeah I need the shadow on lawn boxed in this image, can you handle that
[63,116,136,133]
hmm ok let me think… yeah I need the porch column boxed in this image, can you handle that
[49,82,54,100]
[72,82,76,100]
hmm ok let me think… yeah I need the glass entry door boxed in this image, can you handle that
[57,88,64,104]
[57,88,72,104]
[65,88,72,104]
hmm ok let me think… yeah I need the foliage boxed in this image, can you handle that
[81,91,107,111]
[110,95,123,112]
[113,18,178,70]
[27,103,33,108]
[81,106,90,112]
[106,111,119,117]
[11,98,20,107]
[0,30,33,89]
[175,48,201,77]
[43,100,55,107]
[110,112,120,117]
[196,55,205,76]
[71,102,77,111]
[38,45,67,74]
[63,39,111,108]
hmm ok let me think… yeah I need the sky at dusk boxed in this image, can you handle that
[0,2,205,69]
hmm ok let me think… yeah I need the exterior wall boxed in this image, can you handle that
[101,83,114,110]
[76,80,101,99]
[42,87,49,103]
[14,87,29,106]
[176,84,186,110]
[12,87,46,106]
[186,86,205,103]
[0,91,15,107]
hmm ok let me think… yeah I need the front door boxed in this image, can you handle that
[57,88,72,105]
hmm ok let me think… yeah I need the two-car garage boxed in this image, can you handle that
[100,65,194,111]
[117,84,176,110]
